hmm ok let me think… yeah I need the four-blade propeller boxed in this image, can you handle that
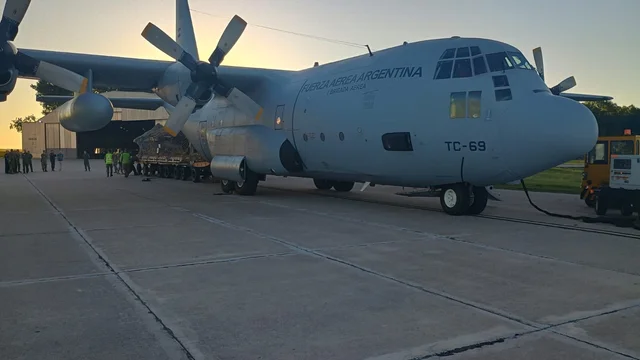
[532,47,577,96]
[141,15,263,137]
[0,0,88,95]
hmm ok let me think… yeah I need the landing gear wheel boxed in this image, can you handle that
[333,181,354,192]
[440,184,471,216]
[174,167,182,180]
[181,167,190,180]
[235,170,259,195]
[221,179,235,194]
[192,167,201,183]
[314,179,333,190]
[466,186,489,215]
[595,196,608,216]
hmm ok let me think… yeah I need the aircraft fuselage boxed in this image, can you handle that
[156,37,597,188]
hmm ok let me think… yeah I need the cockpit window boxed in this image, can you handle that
[452,59,472,78]
[508,52,534,70]
[434,60,454,79]
[470,46,481,56]
[486,52,514,72]
[472,56,487,75]
[440,48,456,60]
[456,47,470,58]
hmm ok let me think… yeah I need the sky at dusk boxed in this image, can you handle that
[1,0,638,148]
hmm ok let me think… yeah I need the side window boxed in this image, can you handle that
[495,89,512,101]
[450,92,467,119]
[434,60,454,79]
[382,132,413,152]
[452,59,472,78]
[468,91,482,118]
[492,75,510,87]
[588,142,608,164]
[486,52,515,72]
[472,56,487,75]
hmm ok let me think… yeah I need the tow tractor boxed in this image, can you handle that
[590,154,640,216]
[581,131,640,210]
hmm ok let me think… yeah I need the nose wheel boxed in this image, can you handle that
[440,184,488,216]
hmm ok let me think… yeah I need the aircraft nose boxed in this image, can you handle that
[507,95,598,179]
[549,96,599,160]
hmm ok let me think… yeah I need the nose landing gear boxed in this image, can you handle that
[440,183,489,215]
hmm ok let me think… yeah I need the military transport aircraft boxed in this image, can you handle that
[2,0,612,215]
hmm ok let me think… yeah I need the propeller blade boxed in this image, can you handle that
[161,82,207,136]
[163,96,196,136]
[550,76,577,95]
[1,0,31,41]
[208,15,247,66]
[226,88,263,121]
[141,22,197,71]
[532,47,544,82]
[15,52,88,93]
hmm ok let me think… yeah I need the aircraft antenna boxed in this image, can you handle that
[189,8,371,53]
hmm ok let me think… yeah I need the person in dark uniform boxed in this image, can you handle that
[26,151,33,173]
[49,150,56,171]
[3,150,8,174]
[41,150,48,172]
[83,150,91,171]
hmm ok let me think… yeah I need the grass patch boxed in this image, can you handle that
[494,167,584,194]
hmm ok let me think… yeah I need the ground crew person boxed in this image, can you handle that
[56,151,64,171]
[105,149,114,177]
[11,150,19,173]
[83,150,91,171]
[114,150,121,174]
[121,149,132,178]
[26,151,33,173]
[21,150,28,173]
[41,150,48,171]
[49,150,56,171]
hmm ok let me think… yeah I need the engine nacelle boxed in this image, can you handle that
[0,68,18,102]
[207,125,304,176]
[57,92,114,132]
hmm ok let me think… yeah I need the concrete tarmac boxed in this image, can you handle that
[1,159,639,360]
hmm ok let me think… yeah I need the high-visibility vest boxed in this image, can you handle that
[105,153,113,164]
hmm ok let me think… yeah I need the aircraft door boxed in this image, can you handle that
[274,105,285,130]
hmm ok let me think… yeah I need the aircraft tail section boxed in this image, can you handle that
[176,0,199,60]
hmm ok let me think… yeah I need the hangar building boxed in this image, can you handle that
[22,91,169,159]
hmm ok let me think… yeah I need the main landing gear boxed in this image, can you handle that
[440,183,489,216]
[220,169,261,196]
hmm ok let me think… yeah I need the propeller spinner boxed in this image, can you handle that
[141,15,263,137]
[0,0,89,96]
[532,47,577,96]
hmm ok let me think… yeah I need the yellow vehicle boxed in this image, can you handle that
[581,133,640,207]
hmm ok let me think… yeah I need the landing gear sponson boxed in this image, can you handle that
[313,179,488,216]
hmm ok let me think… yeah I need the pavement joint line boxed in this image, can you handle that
[258,199,640,278]
[122,251,298,273]
[551,330,640,360]
[23,174,206,360]
[0,272,111,287]
[0,230,71,238]
[186,210,543,329]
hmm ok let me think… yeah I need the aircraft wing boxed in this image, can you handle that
[37,95,166,111]
[560,93,613,102]
[17,49,173,92]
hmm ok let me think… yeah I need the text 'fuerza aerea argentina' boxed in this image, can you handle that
[301,66,423,95]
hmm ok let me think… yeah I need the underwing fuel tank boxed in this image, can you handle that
[57,93,114,132]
